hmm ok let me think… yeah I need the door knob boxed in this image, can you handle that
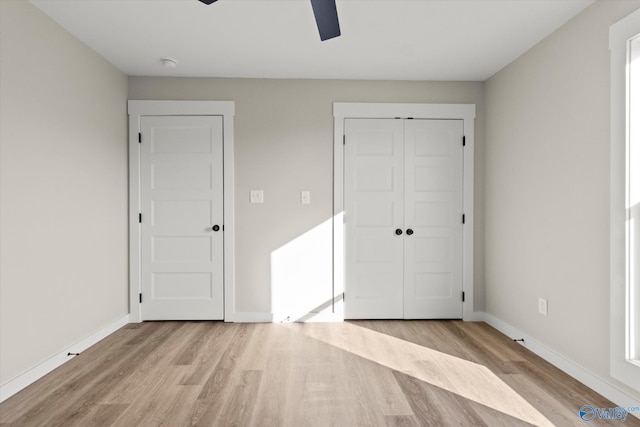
[212,225,220,232]
[395,228,403,235]
[406,228,414,236]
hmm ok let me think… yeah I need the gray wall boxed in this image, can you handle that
[0,1,129,384]
[129,78,486,316]
[485,0,640,400]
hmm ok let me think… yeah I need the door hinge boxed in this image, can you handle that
[462,291,465,302]
[463,136,466,146]
[139,213,142,223]
[462,214,466,224]
[343,135,346,145]
[139,293,143,303]
[138,133,142,143]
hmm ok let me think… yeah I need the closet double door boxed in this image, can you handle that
[344,118,464,319]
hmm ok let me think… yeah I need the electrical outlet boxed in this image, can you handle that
[250,190,264,204]
[301,191,311,205]
[538,297,548,316]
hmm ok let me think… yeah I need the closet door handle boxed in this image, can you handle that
[212,225,220,232]
[406,228,414,236]
[395,228,403,236]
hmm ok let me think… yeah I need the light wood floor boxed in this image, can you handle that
[0,321,636,426]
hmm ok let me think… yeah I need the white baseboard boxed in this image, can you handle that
[0,314,130,403]
[284,312,344,323]
[231,311,344,323]
[481,312,640,415]
[230,312,275,323]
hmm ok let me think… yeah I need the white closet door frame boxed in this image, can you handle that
[334,103,476,321]
[128,100,235,323]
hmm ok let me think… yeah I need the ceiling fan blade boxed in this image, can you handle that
[310,0,341,41]
[198,0,217,4]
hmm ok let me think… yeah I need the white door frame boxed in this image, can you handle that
[333,103,476,321]
[128,100,235,323]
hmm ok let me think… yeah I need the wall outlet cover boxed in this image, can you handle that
[538,297,548,316]
[250,190,264,204]
[301,191,311,205]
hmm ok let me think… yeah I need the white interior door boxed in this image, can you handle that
[140,116,224,320]
[344,118,464,319]
[344,119,405,319]
[404,119,464,319]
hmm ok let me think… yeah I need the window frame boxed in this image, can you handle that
[610,8,640,391]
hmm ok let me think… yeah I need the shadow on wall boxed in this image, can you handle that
[271,217,337,322]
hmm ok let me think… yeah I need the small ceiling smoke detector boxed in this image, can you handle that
[160,58,177,69]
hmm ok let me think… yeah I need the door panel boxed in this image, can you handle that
[140,116,224,320]
[344,119,404,319]
[404,120,463,319]
[345,118,463,319]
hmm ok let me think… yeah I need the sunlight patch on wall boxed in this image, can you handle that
[271,218,333,322]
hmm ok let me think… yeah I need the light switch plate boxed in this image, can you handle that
[301,191,311,205]
[250,190,264,204]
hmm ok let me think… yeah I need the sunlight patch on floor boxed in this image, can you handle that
[296,322,553,426]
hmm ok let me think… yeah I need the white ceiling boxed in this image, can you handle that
[30,0,594,81]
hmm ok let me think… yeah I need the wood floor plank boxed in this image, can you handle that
[0,325,141,424]
[2,320,637,427]
[390,370,449,426]
[216,370,263,427]
[189,324,254,426]
[108,367,191,427]
[0,322,181,426]
[237,323,273,371]
[178,321,237,386]
[309,324,412,425]
[196,324,251,400]
[49,323,186,426]
[247,325,292,427]
[170,321,211,366]
[498,372,589,427]
[384,415,421,427]
[102,323,201,404]
[69,403,130,427]
[148,386,201,427]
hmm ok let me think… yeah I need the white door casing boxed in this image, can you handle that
[334,103,475,321]
[129,100,235,323]
[140,116,224,320]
